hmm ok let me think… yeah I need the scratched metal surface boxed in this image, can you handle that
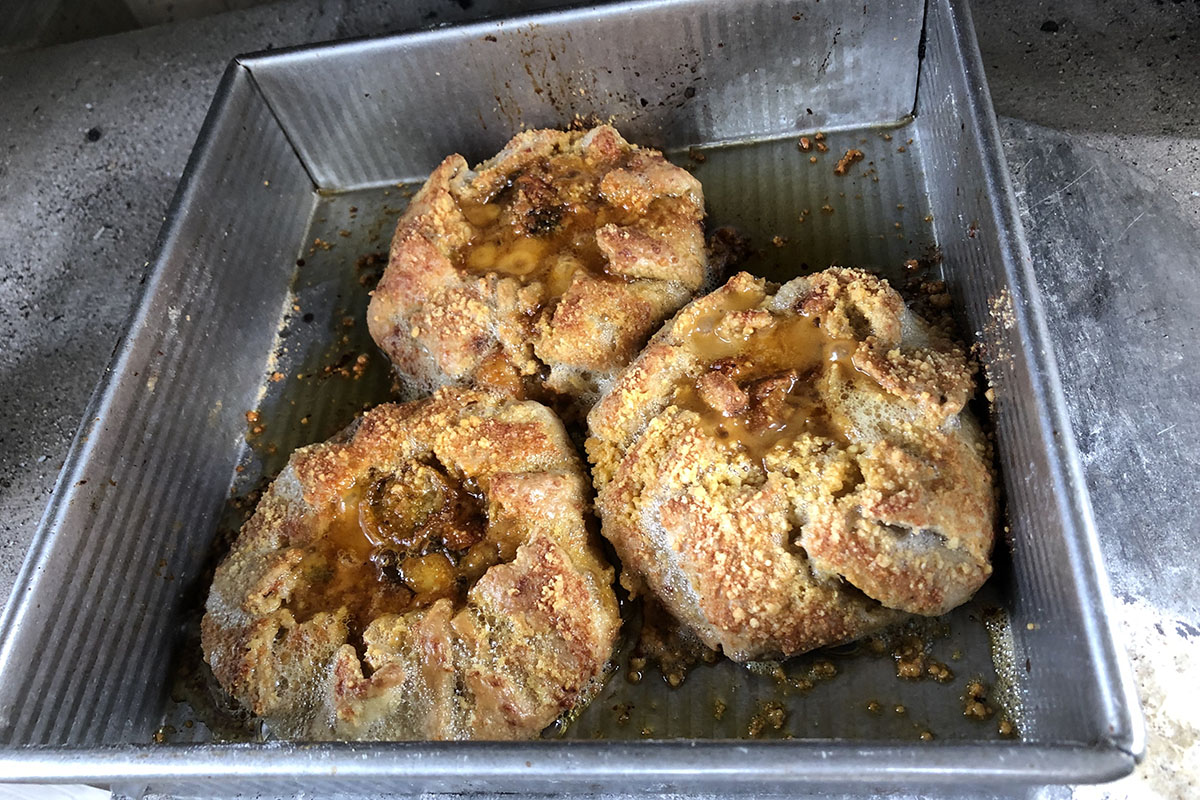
[999,119,1200,799]
[1002,120,1200,620]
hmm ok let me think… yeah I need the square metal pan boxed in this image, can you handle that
[0,0,1142,794]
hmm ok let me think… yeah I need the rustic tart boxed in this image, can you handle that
[367,124,714,415]
[588,269,995,661]
[202,388,619,740]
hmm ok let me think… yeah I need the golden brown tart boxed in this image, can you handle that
[587,269,995,661]
[367,125,713,415]
[202,388,619,739]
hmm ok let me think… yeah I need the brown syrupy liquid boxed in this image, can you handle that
[671,287,860,461]
[284,460,521,635]
[455,153,675,296]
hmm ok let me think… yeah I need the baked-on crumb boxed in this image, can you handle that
[587,269,995,661]
[368,125,718,416]
[202,387,619,740]
[631,598,718,687]
[833,149,865,176]
[963,679,997,720]
[747,700,787,737]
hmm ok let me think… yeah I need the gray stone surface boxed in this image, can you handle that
[1,0,1198,797]
[0,0,327,609]
[972,0,1200,221]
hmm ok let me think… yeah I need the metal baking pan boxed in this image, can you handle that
[0,0,1142,794]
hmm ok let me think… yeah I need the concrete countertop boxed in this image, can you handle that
[0,1,1197,798]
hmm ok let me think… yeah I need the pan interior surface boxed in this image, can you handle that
[158,123,1018,746]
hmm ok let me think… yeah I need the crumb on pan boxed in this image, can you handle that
[834,149,865,176]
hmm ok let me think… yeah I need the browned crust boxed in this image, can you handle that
[367,125,711,413]
[587,269,995,661]
[202,387,619,740]
[794,268,973,422]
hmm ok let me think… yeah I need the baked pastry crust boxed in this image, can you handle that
[588,269,994,661]
[202,388,619,740]
[367,125,711,414]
